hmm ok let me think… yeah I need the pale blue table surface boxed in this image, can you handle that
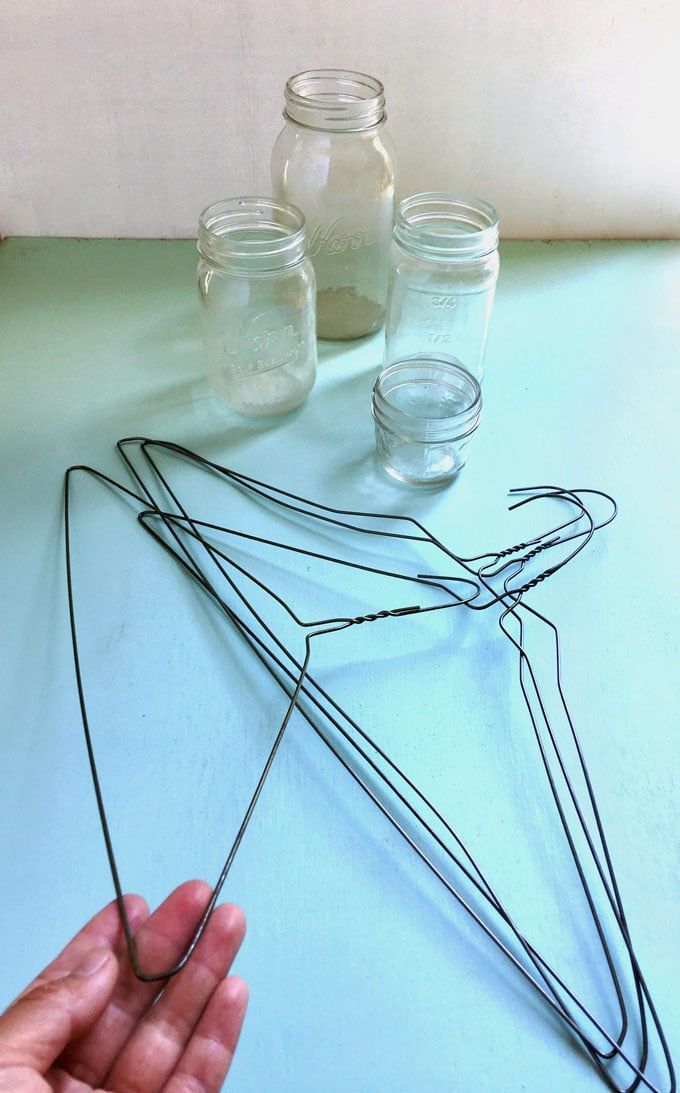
[0,238,678,1092]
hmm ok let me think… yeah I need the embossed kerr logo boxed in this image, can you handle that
[308,217,374,258]
[221,310,304,376]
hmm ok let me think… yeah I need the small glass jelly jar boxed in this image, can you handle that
[385,194,499,380]
[271,69,396,340]
[372,356,482,487]
[197,197,317,417]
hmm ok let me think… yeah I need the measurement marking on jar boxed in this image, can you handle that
[432,295,457,309]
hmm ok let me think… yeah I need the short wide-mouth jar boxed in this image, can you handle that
[372,356,482,487]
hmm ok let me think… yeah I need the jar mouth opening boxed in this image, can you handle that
[284,69,386,132]
[372,356,482,443]
[395,193,499,260]
[198,197,307,270]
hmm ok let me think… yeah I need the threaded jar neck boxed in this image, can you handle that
[284,69,386,132]
[394,194,499,262]
[373,357,482,444]
[198,197,307,272]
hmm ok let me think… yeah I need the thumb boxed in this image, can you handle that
[0,947,118,1073]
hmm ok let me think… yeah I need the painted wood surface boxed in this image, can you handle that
[0,238,678,1092]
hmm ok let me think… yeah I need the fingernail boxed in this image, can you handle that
[74,947,111,977]
[226,976,249,1007]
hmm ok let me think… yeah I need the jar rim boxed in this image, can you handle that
[284,69,386,132]
[394,193,499,261]
[198,197,307,271]
[372,356,482,443]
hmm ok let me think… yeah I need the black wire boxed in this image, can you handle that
[62,440,674,1092]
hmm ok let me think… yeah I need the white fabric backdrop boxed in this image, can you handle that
[1,0,678,238]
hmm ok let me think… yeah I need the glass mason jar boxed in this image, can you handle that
[271,69,396,341]
[385,194,499,380]
[372,355,482,487]
[197,197,317,417]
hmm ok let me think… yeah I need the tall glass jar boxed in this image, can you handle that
[271,69,395,341]
[197,197,317,417]
[385,194,500,380]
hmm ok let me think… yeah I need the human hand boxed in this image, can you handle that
[0,880,247,1092]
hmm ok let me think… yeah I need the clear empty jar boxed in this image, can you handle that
[271,69,396,340]
[197,197,317,416]
[385,194,499,380]
[372,356,482,487]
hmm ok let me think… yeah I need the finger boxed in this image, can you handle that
[44,1065,93,1092]
[163,976,248,1093]
[59,880,212,1088]
[0,1066,50,1090]
[106,903,245,1093]
[0,947,118,1073]
[14,894,149,1002]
